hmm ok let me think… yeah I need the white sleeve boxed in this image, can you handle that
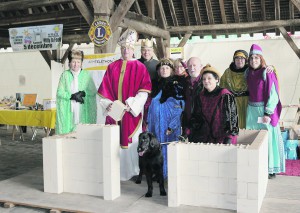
[99,96,113,115]
[125,92,148,117]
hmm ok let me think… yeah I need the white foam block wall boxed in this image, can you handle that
[168,129,268,213]
[43,124,120,200]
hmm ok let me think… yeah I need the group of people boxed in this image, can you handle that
[56,28,285,181]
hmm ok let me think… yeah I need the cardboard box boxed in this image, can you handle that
[43,99,56,110]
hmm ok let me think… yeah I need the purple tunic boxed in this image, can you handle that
[246,68,282,126]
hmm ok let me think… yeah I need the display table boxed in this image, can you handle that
[0,109,56,140]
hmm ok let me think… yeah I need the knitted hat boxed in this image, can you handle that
[233,49,248,59]
[249,44,263,56]
[156,58,174,70]
[200,64,221,79]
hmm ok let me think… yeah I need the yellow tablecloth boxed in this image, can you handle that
[0,109,56,129]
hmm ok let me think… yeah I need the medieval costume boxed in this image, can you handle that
[147,59,185,178]
[220,50,249,129]
[182,74,203,137]
[56,51,97,135]
[189,65,239,144]
[245,44,285,176]
[138,38,159,131]
[98,29,152,181]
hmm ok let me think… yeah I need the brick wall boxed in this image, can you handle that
[43,124,120,200]
[168,129,268,213]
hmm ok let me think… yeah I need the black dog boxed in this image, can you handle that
[136,132,167,197]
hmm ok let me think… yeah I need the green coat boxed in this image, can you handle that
[56,69,97,134]
[220,65,248,129]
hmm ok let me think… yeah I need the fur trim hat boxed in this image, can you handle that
[200,64,221,79]
[156,58,174,70]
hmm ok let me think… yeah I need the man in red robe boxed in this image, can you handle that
[98,29,152,181]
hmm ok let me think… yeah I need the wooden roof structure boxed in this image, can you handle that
[0,0,300,64]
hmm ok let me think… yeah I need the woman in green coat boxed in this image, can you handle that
[56,50,97,134]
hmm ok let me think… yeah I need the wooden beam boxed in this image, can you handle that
[145,0,155,19]
[246,0,252,22]
[290,0,300,11]
[232,0,240,36]
[205,0,214,24]
[167,0,179,26]
[155,37,166,58]
[0,10,82,26]
[275,0,280,35]
[134,0,142,15]
[261,0,266,35]
[178,32,192,47]
[61,43,75,64]
[40,50,53,68]
[192,0,202,25]
[219,0,227,23]
[156,0,167,29]
[168,19,300,33]
[278,26,300,59]
[182,0,190,25]
[73,0,93,25]
[290,1,295,34]
[62,34,90,44]
[121,18,170,40]
[0,0,71,11]
[109,0,135,33]
[232,0,240,23]
[219,0,228,35]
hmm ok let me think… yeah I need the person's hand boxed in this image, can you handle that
[263,115,271,124]
[106,103,112,112]
[70,91,85,104]
[166,128,173,135]
[125,104,131,112]
[223,137,232,144]
[266,65,274,73]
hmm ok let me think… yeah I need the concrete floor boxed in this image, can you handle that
[0,127,300,213]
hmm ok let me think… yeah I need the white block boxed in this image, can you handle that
[180,160,199,176]
[218,194,237,210]
[218,162,236,178]
[237,148,249,166]
[197,191,219,207]
[189,144,209,161]
[208,145,229,162]
[237,165,259,183]
[237,181,247,199]
[237,198,259,213]
[76,123,105,140]
[181,176,209,192]
[248,182,258,200]
[102,125,120,200]
[228,178,237,195]
[178,143,189,160]
[43,138,63,194]
[208,177,229,194]
[198,161,219,177]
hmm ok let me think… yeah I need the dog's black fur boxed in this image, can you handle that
[136,132,166,197]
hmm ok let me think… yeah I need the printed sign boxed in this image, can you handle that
[88,19,112,47]
[9,24,63,51]
[167,47,184,59]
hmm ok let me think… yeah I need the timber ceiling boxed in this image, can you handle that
[0,0,300,49]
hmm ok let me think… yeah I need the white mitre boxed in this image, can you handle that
[117,28,138,49]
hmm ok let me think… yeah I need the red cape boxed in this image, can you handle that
[98,59,151,148]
